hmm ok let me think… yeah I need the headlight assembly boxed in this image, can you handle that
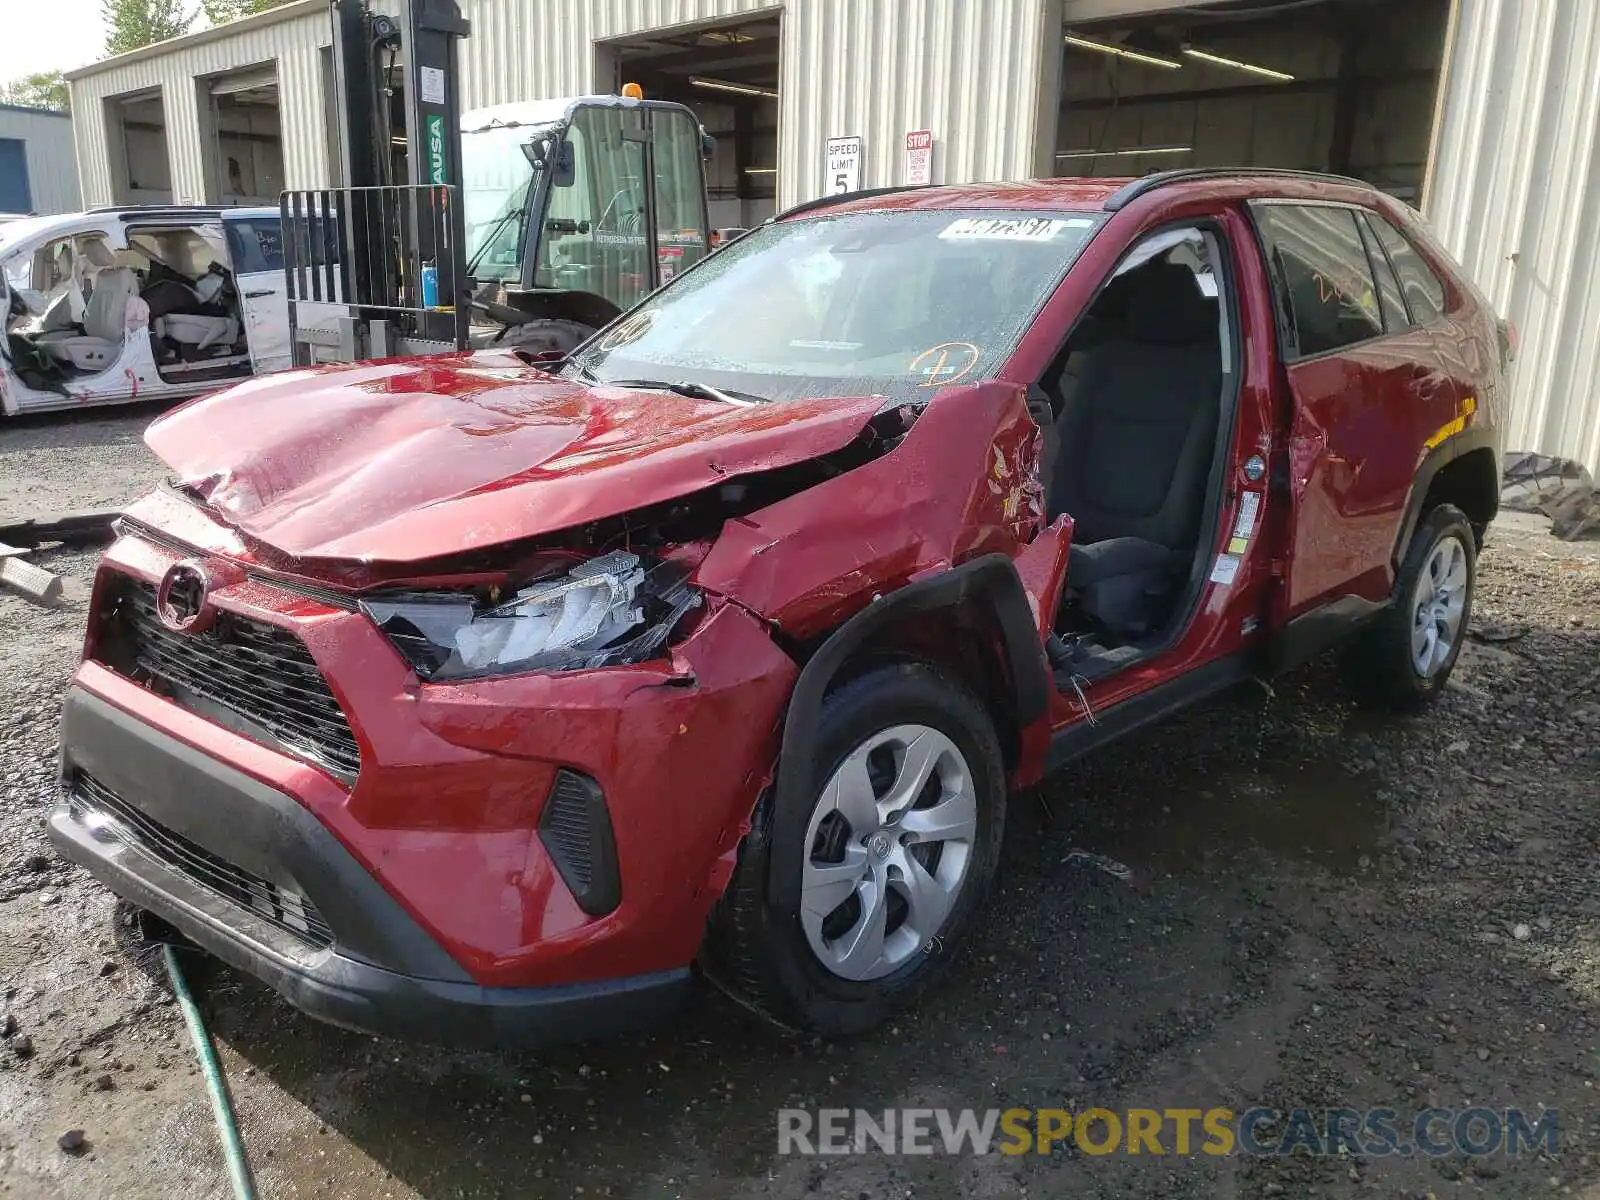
[360,551,701,680]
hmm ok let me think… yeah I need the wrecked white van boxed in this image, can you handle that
[0,205,334,417]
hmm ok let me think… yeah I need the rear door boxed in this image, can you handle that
[223,213,293,374]
[1251,200,1452,622]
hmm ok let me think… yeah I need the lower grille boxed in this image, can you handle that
[95,575,361,781]
[69,772,334,951]
[538,769,620,916]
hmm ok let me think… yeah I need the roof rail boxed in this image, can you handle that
[773,186,920,223]
[85,203,232,216]
[1103,168,1371,212]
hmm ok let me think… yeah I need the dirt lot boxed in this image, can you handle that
[2,405,1598,1200]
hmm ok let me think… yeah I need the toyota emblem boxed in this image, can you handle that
[156,560,216,634]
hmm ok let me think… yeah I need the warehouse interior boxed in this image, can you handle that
[599,14,782,229]
[201,66,285,205]
[1056,0,1452,201]
[104,91,174,204]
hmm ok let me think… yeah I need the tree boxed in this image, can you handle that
[0,72,70,113]
[102,0,195,56]
[200,0,295,25]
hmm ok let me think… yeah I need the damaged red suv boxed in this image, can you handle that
[52,170,1507,1046]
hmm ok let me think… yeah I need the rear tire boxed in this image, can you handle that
[705,662,1006,1037]
[1348,503,1477,708]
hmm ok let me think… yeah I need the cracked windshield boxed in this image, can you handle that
[568,210,1102,402]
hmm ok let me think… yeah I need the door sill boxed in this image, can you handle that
[1044,652,1251,774]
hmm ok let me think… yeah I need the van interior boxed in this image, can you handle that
[4,224,252,391]
[1038,225,1238,683]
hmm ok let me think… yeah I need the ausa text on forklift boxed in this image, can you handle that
[282,0,714,366]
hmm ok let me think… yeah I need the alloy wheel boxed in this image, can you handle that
[1411,533,1470,677]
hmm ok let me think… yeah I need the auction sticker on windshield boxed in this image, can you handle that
[910,342,982,387]
[939,217,1089,242]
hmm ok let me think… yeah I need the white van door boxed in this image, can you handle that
[223,213,294,375]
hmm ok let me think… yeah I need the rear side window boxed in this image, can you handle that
[1358,215,1409,332]
[1367,213,1448,325]
[1254,203,1384,358]
[224,217,285,275]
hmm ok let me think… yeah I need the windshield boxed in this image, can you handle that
[462,120,558,280]
[566,208,1103,403]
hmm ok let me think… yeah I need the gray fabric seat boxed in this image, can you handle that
[1049,261,1222,635]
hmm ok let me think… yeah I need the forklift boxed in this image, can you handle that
[284,0,715,365]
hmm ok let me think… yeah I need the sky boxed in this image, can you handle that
[0,0,115,85]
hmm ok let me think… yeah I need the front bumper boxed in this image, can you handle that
[51,686,688,1048]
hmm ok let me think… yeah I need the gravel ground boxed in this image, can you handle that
[1,407,1598,1200]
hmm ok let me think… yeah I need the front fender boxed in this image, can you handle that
[764,554,1051,910]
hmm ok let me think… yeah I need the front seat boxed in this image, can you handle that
[36,258,141,372]
[1049,260,1222,636]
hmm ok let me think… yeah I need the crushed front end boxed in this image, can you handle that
[51,507,799,1047]
[50,337,1049,1046]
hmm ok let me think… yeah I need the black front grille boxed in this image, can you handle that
[69,772,334,950]
[98,577,361,780]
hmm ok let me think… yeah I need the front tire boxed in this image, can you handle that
[706,662,1006,1037]
[1349,503,1477,708]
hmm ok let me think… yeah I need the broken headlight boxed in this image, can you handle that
[360,551,701,681]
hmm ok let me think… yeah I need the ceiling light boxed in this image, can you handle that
[743,167,777,175]
[690,76,779,99]
[1182,47,1295,82]
[1063,34,1181,71]
[1054,145,1193,159]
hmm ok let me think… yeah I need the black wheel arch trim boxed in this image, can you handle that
[765,553,1050,909]
[1266,594,1387,677]
[1392,425,1500,569]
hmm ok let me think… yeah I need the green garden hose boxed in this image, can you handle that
[163,944,258,1200]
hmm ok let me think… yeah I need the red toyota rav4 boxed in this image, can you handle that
[52,170,1507,1046]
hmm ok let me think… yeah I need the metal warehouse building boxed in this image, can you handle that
[0,104,81,215]
[66,0,1600,472]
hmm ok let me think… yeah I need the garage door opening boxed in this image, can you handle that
[599,14,781,232]
[105,89,174,204]
[1056,0,1452,201]
[203,66,285,204]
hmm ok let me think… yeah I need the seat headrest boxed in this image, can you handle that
[1121,261,1216,345]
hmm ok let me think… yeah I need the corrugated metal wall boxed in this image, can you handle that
[70,0,1050,214]
[0,107,81,214]
[423,0,1053,206]
[773,0,1051,204]
[1426,0,1600,473]
[460,0,773,106]
[70,1,331,206]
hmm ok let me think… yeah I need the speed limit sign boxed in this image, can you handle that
[825,135,862,193]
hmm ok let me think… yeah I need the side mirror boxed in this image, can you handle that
[522,136,576,187]
[700,127,717,160]
[551,140,576,188]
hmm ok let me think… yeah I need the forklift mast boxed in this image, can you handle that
[284,0,470,364]
[285,0,714,367]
